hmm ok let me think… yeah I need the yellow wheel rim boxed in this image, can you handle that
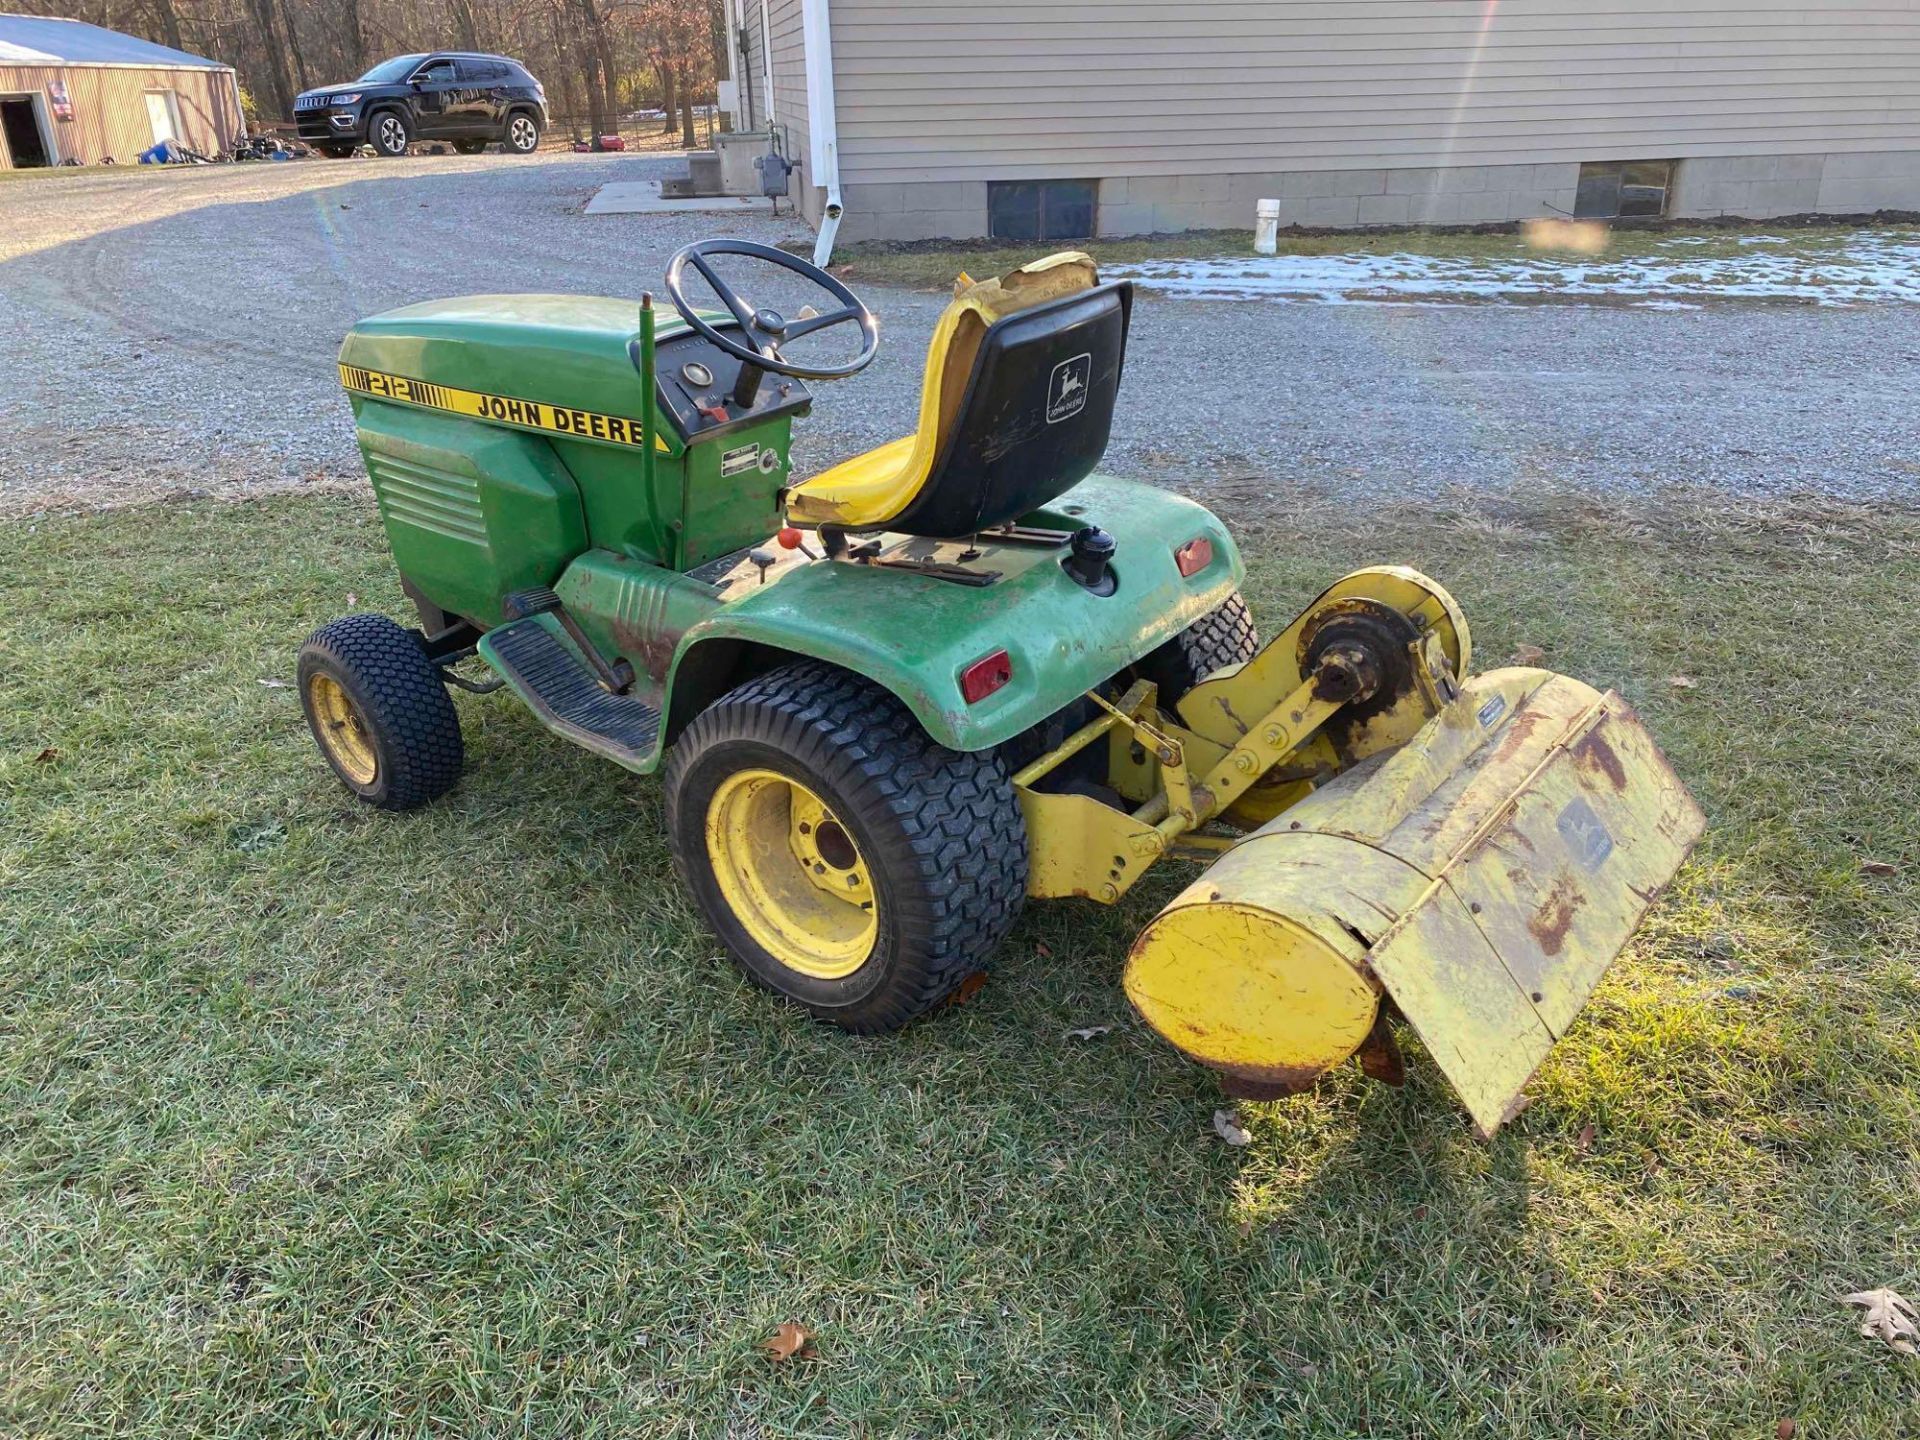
[705,768,878,979]
[307,672,378,787]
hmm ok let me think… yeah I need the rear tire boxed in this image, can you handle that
[664,661,1028,1033]
[298,614,463,810]
[367,110,410,157]
[503,112,542,155]
[1131,591,1260,706]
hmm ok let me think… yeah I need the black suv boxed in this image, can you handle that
[293,52,547,158]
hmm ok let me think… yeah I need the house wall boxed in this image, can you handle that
[809,0,1920,242]
[0,63,240,168]
[737,0,821,222]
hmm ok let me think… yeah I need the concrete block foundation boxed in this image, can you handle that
[823,149,1920,246]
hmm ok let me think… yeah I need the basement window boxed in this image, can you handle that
[1574,160,1675,219]
[988,179,1097,242]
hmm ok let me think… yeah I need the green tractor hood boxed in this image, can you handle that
[337,294,696,456]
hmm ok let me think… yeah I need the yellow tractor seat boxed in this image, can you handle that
[784,252,1135,537]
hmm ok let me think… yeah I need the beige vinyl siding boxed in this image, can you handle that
[826,0,1920,185]
[766,0,812,200]
[735,0,768,130]
[0,64,240,167]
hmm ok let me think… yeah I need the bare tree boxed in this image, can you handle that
[635,0,711,148]
[8,0,723,136]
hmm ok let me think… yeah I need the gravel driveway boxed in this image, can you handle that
[3,152,1917,518]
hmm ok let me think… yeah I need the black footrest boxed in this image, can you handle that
[487,618,660,764]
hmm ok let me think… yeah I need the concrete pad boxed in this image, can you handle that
[584,180,768,216]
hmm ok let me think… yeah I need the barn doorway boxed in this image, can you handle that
[143,89,180,146]
[0,95,52,168]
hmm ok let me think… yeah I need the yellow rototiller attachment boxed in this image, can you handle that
[1019,567,1705,1134]
[300,243,1702,1134]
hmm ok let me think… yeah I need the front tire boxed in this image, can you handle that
[298,614,463,810]
[503,112,542,155]
[367,110,411,158]
[664,661,1028,1033]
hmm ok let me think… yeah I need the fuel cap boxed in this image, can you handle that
[1065,526,1118,595]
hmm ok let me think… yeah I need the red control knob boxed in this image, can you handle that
[777,526,805,550]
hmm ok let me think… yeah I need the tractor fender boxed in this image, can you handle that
[658,476,1245,754]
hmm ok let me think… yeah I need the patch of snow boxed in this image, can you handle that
[1107,230,1920,308]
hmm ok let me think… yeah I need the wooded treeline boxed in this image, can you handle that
[11,0,722,143]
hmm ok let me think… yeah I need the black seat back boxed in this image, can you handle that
[886,281,1133,539]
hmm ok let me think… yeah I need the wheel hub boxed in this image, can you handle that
[705,768,877,979]
[306,672,378,786]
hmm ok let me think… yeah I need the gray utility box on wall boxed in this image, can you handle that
[753,151,795,198]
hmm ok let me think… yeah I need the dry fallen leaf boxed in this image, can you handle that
[1511,643,1546,665]
[1843,1287,1918,1355]
[1064,1025,1111,1041]
[345,592,359,608]
[762,1321,815,1361]
[33,747,58,764]
[1034,942,1053,958]
[1776,1420,1796,1439]
[258,678,291,689]
[1860,860,1900,877]
[1668,675,1699,689]
[1575,1123,1597,1153]
[1213,1109,1252,1147]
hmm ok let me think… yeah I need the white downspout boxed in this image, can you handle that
[800,0,844,265]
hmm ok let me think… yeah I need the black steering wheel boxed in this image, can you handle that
[663,239,879,388]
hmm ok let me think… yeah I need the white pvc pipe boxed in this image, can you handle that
[1255,198,1281,255]
[800,0,844,265]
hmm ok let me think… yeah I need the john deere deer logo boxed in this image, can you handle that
[1047,353,1092,424]
[1557,796,1614,871]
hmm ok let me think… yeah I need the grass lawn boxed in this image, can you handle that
[2,485,1917,1437]
[833,221,1915,289]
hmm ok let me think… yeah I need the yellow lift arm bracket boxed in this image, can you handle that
[1016,571,1462,903]
[1017,668,1351,903]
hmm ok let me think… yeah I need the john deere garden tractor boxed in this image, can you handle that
[299,240,1704,1134]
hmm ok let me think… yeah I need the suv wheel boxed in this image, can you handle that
[368,110,410,157]
[504,113,541,155]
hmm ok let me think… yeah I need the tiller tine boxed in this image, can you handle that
[1125,666,1705,1135]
